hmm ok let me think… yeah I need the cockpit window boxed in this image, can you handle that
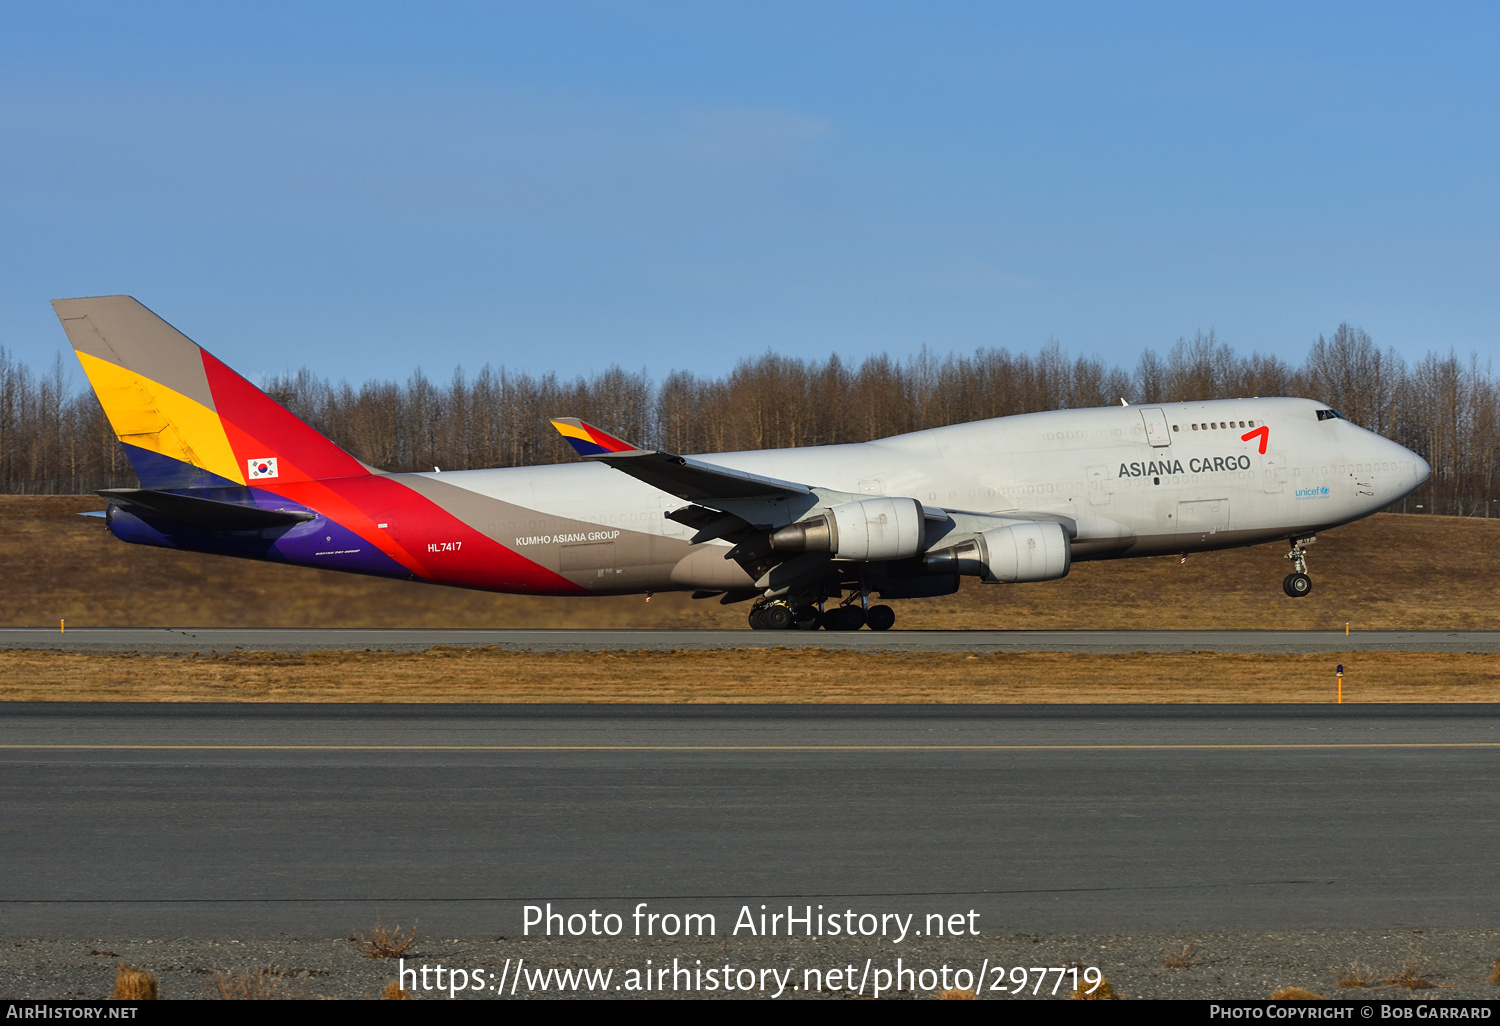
[1316,409,1343,421]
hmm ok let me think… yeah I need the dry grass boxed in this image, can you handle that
[10,496,1500,706]
[1488,957,1500,985]
[214,968,293,1000]
[1271,987,1326,1000]
[1385,954,1436,990]
[3,646,1500,703]
[109,964,158,1000]
[1163,941,1199,968]
[351,922,417,959]
[381,981,412,1000]
[1070,977,1120,1000]
[7,497,1500,632]
[936,987,976,999]
[1335,962,1377,988]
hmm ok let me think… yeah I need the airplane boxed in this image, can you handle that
[54,296,1431,631]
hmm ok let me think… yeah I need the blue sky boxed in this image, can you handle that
[2,2,1497,386]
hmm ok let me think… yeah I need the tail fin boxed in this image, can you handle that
[52,296,371,489]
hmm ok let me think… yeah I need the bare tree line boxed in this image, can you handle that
[1,324,1496,514]
[0,352,131,497]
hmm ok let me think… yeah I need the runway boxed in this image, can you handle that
[4,626,1500,654]
[2,702,1498,938]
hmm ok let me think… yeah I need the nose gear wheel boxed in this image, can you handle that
[1282,536,1314,598]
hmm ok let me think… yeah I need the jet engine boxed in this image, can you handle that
[923,521,1071,583]
[769,497,925,561]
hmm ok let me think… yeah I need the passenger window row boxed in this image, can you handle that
[1295,463,1395,476]
[1173,420,1258,432]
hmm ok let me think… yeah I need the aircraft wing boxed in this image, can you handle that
[943,507,1079,538]
[549,418,813,502]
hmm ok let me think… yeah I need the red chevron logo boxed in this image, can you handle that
[1242,425,1270,454]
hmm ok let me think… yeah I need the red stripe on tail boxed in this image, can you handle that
[200,350,371,483]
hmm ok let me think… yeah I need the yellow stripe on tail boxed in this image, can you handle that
[75,350,246,485]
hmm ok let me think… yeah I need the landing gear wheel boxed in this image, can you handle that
[748,607,768,630]
[825,606,866,631]
[866,605,896,631]
[1283,535,1315,597]
[764,604,794,630]
[793,606,822,630]
[1282,572,1312,598]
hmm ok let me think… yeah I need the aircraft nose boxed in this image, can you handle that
[1377,438,1429,506]
[1412,451,1432,487]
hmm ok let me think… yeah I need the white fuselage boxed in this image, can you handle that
[403,397,1428,594]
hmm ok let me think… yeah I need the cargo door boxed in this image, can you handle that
[1087,464,1112,506]
[660,496,685,536]
[1141,408,1172,447]
[1262,451,1286,494]
[561,540,616,581]
[1176,498,1230,535]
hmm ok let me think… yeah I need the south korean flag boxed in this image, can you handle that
[247,457,279,480]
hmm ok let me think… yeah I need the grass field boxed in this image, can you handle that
[4,496,1497,703]
[1,648,1497,704]
[4,496,1500,631]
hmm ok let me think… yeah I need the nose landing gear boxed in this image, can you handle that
[1282,535,1315,598]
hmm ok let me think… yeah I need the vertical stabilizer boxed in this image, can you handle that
[52,296,371,489]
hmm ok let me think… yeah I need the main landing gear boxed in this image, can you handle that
[748,603,795,630]
[748,597,897,630]
[1282,535,1315,598]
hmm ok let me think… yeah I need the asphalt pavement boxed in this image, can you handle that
[2,702,1497,938]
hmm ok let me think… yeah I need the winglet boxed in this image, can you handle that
[551,417,812,502]
[550,418,642,458]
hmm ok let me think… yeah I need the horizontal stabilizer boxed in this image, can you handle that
[99,488,317,531]
[549,418,812,502]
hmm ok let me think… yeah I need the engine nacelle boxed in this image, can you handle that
[923,521,1071,583]
[770,497,925,562]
